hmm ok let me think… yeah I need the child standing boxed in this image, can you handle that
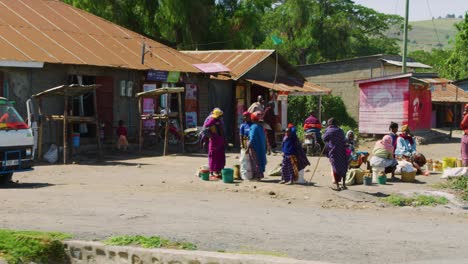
[117,120,128,151]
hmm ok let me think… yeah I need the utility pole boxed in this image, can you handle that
[402,0,409,73]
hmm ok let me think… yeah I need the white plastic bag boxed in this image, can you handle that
[240,149,253,180]
[44,144,58,164]
[441,167,468,179]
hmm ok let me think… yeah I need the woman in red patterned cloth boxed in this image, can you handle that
[460,104,468,166]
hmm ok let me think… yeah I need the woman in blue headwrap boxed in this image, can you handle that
[280,124,310,185]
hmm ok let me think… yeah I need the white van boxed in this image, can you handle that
[0,97,34,184]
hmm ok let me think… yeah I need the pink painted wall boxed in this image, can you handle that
[359,78,409,134]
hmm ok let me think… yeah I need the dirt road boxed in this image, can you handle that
[1,138,467,264]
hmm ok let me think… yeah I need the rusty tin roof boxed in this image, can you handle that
[0,0,203,72]
[432,83,468,103]
[247,78,331,95]
[181,50,274,79]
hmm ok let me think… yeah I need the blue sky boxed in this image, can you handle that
[353,0,468,21]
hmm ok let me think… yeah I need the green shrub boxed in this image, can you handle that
[0,230,71,264]
[103,235,197,250]
[287,95,356,130]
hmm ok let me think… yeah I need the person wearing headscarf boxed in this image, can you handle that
[245,111,267,180]
[204,108,226,180]
[395,124,417,158]
[322,118,348,191]
[369,135,398,180]
[460,104,468,166]
[280,124,310,184]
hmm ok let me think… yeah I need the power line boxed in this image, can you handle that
[426,0,442,47]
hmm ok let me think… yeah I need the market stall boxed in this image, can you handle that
[33,84,103,164]
[136,87,185,155]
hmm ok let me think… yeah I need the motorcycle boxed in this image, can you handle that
[303,129,322,156]
[184,127,202,153]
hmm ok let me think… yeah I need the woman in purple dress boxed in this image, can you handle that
[204,108,226,180]
[323,118,348,191]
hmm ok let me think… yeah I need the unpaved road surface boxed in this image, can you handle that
[1,137,467,264]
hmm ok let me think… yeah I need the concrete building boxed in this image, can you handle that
[296,54,431,121]
[182,50,331,144]
[0,0,204,148]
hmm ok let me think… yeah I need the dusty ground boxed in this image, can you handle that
[1,133,467,264]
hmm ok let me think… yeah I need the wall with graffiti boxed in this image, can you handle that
[359,77,431,134]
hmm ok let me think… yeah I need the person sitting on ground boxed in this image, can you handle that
[369,135,398,181]
[280,124,310,185]
[395,125,428,176]
[116,120,128,151]
[395,124,416,158]
[303,111,324,148]
[389,122,399,154]
[345,130,369,169]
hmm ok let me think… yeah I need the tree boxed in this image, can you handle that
[258,0,403,64]
[444,13,468,80]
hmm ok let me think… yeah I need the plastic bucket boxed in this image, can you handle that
[377,175,387,185]
[199,169,209,178]
[372,167,384,183]
[442,157,457,169]
[222,168,234,183]
[363,177,372,186]
[71,133,80,148]
[200,172,210,181]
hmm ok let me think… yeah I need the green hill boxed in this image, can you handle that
[387,18,462,52]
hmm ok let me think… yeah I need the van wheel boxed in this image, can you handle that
[0,173,13,185]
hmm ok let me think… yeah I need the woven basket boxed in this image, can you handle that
[401,170,416,182]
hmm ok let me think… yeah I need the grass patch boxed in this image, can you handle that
[103,235,197,250]
[382,194,449,207]
[433,177,468,201]
[0,229,71,264]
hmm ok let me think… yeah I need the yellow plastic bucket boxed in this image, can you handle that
[442,157,457,169]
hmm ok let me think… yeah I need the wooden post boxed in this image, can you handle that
[178,92,185,153]
[138,97,143,152]
[318,95,322,123]
[63,90,68,164]
[163,117,169,156]
[37,98,44,160]
[93,89,103,159]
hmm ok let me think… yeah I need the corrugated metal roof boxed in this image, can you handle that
[246,78,331,96]
[381,59,432,69]
[0,0,203,72]
[181,50,274,79]
[432,83,468,103]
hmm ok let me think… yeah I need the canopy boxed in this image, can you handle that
[246,77,331,96]
[136,87,184,98]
